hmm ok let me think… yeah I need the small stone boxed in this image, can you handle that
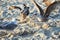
[34,33,46,38]
[54,32,59,35]
[0,1,4,6]
[1,38,5,40]
[0,10,3,16]
[42,23,49,29]
[59,32,60,35]
[56,21,60,27]
[39,33,46,38]
[6,33,12,37]
[0,22,17,30]
[37,17,41,22]
[14,29,20,34]
[9,34,14,39]
[48,19,53,23]
[58,35,60,38]
[52,32,59,39]
[17,0,23,2]
[12,37,18,40]
[0,31,7,37]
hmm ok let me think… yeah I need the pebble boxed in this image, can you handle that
[58,35,60,38]
[34,33,46,39]
[1,38,5,40]
[9,34,14,39]
[42,23,49,29]
[56,21,60,27]
[17,0,23,2]
[0,10,3,17]
[0,31,8,38]
[52,32,59,39]
[12,37,18,40]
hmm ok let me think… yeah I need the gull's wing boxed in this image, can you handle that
[31,0,44,17]
[44,1,60,18]
[9,6,22,10]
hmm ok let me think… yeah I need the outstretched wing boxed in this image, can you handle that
[9,6,22,10]
[44,1,60,18]
[14,6,22,10]
[32,0,44,17]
